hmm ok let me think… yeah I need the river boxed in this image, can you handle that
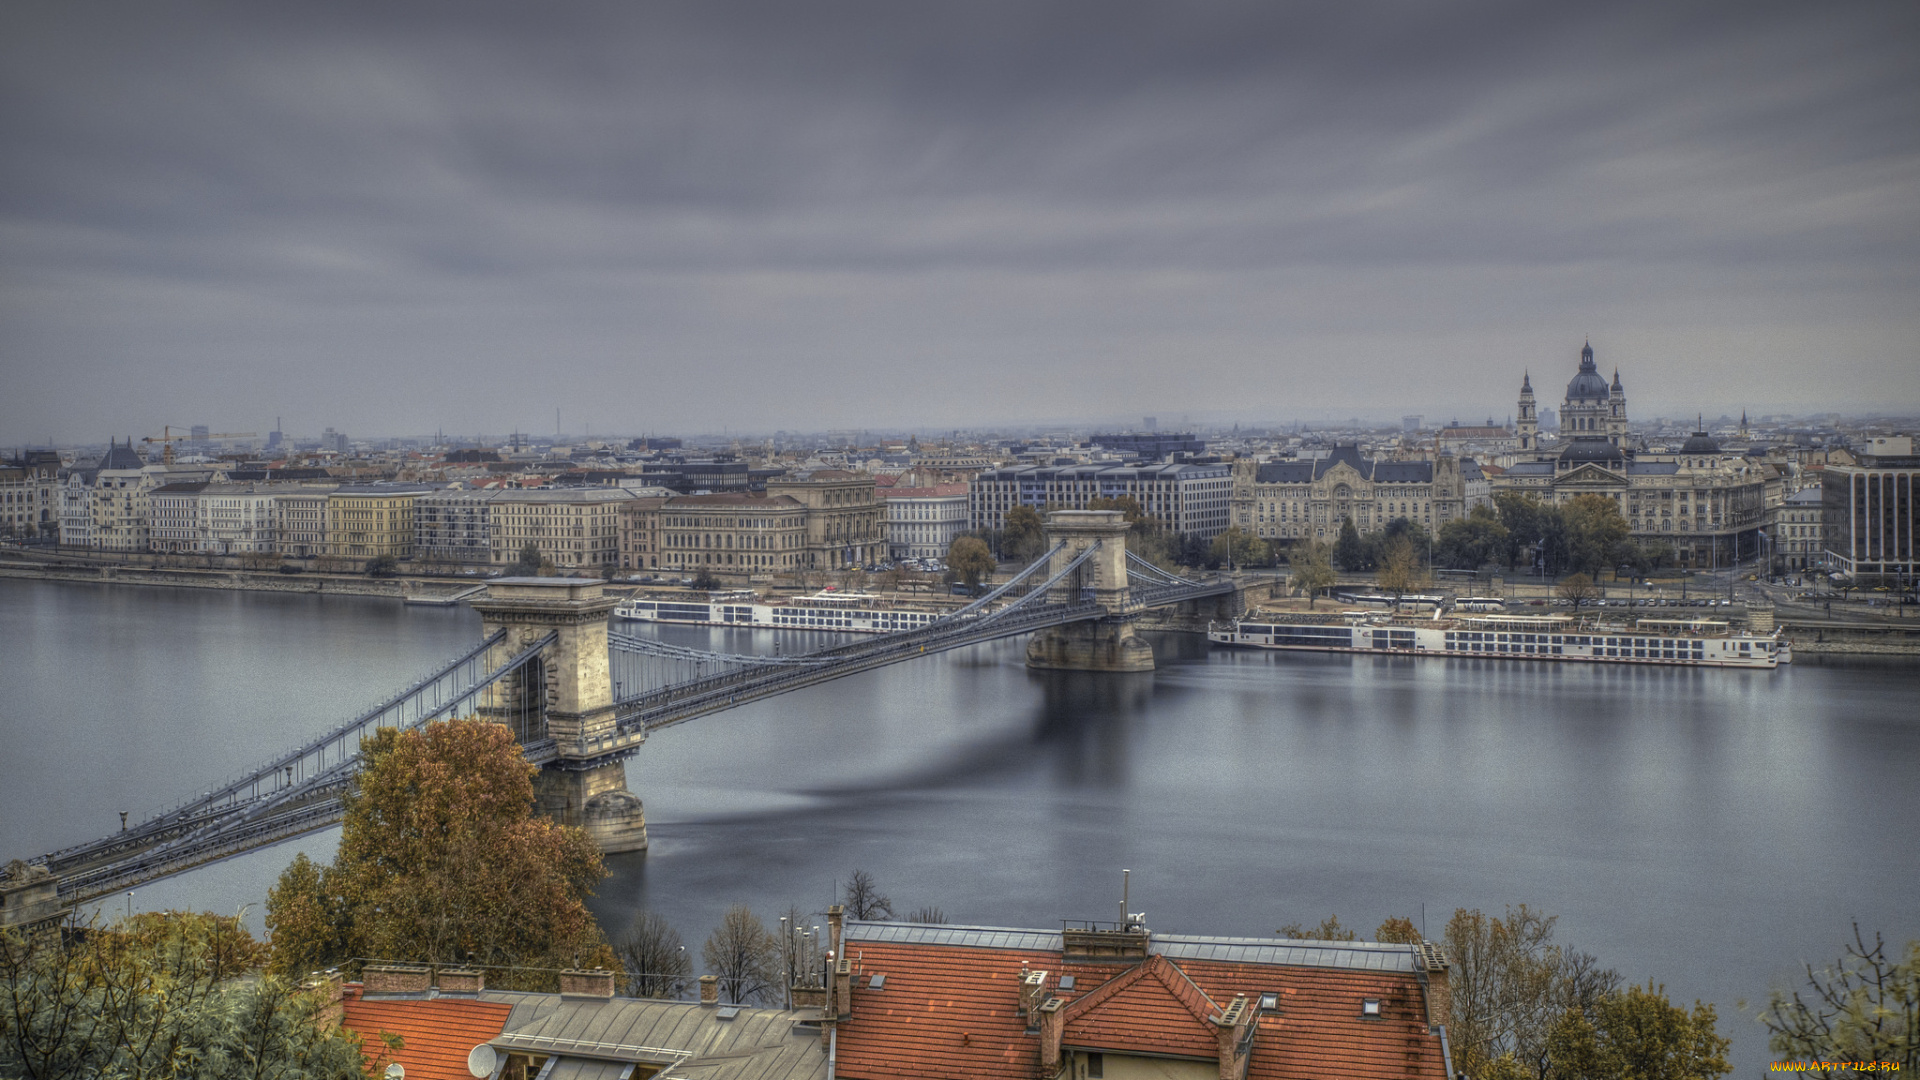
[1,577,1915,1076]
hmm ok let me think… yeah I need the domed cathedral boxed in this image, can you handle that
[1521,340,1628,448]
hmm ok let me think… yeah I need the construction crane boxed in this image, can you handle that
[142,426,257,466]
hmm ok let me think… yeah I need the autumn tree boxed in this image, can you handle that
[1003,505,1048,562]
[1209,527,1270,569]
[615,911,693,1000]
[701,906,780,1006]
[1445,905,1620,1080]
[1556,573,1600,608]
[1755,923,1918,1070]
[1377,535,1432,603]
[945,536,995,596]
[1290,541,1338,609]
[265,719,614,989]
[1279,915,1358,941]
[1544,982,1731,1080]
[842,869,895,922]
[0,911,365,1080]
[1375,917,1422,944]
[1561,494,1632,579]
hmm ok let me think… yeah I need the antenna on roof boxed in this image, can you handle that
[1120,869,1129,928]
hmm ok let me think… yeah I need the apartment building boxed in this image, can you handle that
[969,460,1234,541]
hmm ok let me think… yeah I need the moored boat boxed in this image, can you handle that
[1209,610,1788,668]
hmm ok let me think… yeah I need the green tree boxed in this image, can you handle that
[364,554,399,578]
[945,536,996,595]
[1562,494,1632,579]
[1290,541,1338,609]
[1003,506,1047,562]
[265,719,614,989]
[508,541,542,577]
[702,906,780,1006]
[1755,923,1918,1070]
[1438,504,1511,570]
[1209,527,1270,569]
[1494,493,1550,571]
[1544,982,1730,1080]
[0,911,365,1080]
[1334,516,1366,571]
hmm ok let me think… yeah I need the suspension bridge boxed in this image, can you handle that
[0,511,1241,926]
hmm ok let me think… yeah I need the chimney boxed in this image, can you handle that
[1019,969,1050,1024]
[437,967,484,995]
[699,974,720,1006]
[1213,994,1255,1080]
[300,969,345,1032]
[1420,941,1452,1030]
[559,969,616,999]
[832,957,853,1018]
[362,964,431,995]
[1037,997,1064,1073]
[826,904,844,957]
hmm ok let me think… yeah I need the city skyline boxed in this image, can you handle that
[4,1,1918,442]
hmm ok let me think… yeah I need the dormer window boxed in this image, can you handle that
[1361,998,1382,1018]
[1259,993,1280,1012]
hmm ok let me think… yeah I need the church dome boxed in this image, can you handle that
[1565,341,1609,401]
[1559,436,1624,465]
[1681,431,1721,455]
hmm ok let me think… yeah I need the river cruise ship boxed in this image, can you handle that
[614,590,943,634]
[1209,611,1789,668]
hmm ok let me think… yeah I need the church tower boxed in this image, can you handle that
[1517,371,1538,451]
[1607,367,1628,446]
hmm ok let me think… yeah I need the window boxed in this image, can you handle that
[1361,998,1382,1017]
[1086,1052,1104,1078]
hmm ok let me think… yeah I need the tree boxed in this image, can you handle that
[945,536,995,596]
[1334,516,1366,571]
[906,907,947,924]
[1376,917,1422,944]
[1377,535,1432,603]
[0,911,366,1080]
[1279,915,1358,941]
[265,719,614,989]
[1210,527,1270,569]
[1445,905,1620,1080]
[842,870,895,921]
[1495,494,1553,571]
[1562,494,1632,579]
[1003,506,1047,562]
[1086,495,1146,522]
[1755,923,1918,1070]
[1291,541,1338,609]
[701,906,780,1006]
[615,911,693,1000]
[365,554,399,578]
[508,542,542,577]
[1438,505,1510,570]
[1545,982,1731,1080]
[840,566,870,593]
[1556,573,1600,609]
[690,569,722,590]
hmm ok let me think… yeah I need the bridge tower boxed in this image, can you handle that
[1025,510,1156,672]
[469,578,649,853]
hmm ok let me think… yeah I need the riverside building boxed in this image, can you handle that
[1823,436,1917,582]
[969,460,1233,540]
[1231,448,1489,545]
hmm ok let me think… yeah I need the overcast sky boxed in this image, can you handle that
[3,0,1916,444]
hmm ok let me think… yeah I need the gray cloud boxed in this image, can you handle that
[3,0,1916,441]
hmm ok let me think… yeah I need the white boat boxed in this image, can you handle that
[614,590,943,635]
[1209,610,1790,668]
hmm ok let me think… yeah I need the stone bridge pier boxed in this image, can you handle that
[1025,510,1156,672]
[470,578,649,853]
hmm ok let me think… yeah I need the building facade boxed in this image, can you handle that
[969,460,1234,541]
[1495,432,1767,567]
[487,488,635,571]
[273,487,336,558]
[764,470,885,570]
[1536,340,1627,445]
[882,482,969,561]
[1772,487,1825,572]
[1231,448,1489,544]
[326,484,435,561]
[148,482,209,552]
[414,487,498,565]
[1823,436,1917,582]
[0,455,59,538]
[640,492,808,576]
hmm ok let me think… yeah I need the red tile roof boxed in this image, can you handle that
[341,988,512,1080]
[1061,954,1219,1060]
[833,939,1449,1080]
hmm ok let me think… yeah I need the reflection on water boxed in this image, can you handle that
[2,579,1915,1077]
